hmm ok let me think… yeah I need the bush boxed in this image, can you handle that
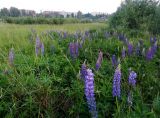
[3,17,65,25]
[109,0,160,35]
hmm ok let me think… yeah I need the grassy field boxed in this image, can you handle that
[0,23,160,118]
[0,23,106,47]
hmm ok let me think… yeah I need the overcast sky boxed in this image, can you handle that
[0,0,122,14]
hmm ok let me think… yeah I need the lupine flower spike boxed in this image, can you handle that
[112,55,118,67]
[41,42,45,56]
[95,51,103,71]
[128,70,137,87]
[80,61,87,80]
[35,36,41,56]
[146,47,153,61]
[85,69,98,118]
[128,42,133,55]
[112,64,121,98]
[69,42,79,59]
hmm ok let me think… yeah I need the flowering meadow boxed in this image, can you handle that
[0,23,160,118]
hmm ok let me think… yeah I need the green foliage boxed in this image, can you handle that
[109,0,160,34]
[0,23,159,117]
[4,17,65,25]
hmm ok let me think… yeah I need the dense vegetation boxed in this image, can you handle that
[0,0,160,117]
[0,7,108,24]
[0,22,159,117]
[109,0,160,35]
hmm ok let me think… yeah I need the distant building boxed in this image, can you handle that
[20,9,36,17]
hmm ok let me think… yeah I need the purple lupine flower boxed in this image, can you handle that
[69,42,79,59]
[150,37,153,44]
[152,41,158,54]
[75,42,79,57]
[35,36,41,56]
[74,32,79,39]
[79,41,83,48]
[112,64,121,98]
[127,92,133,106]
[85,30,89,37]
[153,37,157,43]
[118,33,125,41]
[69,42,75,58]
[128,71,137,87]
[8,48,14,66]
[95,51,103,71]
[80,63,87,80]
[122,47,126,59]
[128,42,133,55]
[63,32,67,39]
[41,42,44,56]
[112,55,118,67]
[85,69,98,118]
[150,37,157,44]
[146,47,153,60]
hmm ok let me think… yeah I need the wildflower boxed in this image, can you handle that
[85,30,89,37]
[112,55,118,67]
[146,47,153,60]
[80,63,87,80]
[85,69,98,118]
[122,47,126,59]
[41,42,45,56]
[118,33,125,41]
[63,32,67,39]
[69,42,75,58]
[152,41,157,54]
[95,51,103,70]
[69,42,79,59]
[75,42,79,57]
[35,36,41,56]
[112,64,121,98]
[150,37,153,44]
[8,48,14,66]
[128,71,137,87]
[128,42,133,55]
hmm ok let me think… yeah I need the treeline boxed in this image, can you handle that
[0,7,108,20]
[3,17,64,24]
[2,17,94,25]
[109,0,160,35]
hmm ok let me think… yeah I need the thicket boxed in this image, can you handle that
[2,17,93,25]
[109,0,160,35]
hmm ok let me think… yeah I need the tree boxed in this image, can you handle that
[71,13,74,18]
[0,8,10,17]
[66,14,70,18]
[109,0,159,34]
[10,7,20,17]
